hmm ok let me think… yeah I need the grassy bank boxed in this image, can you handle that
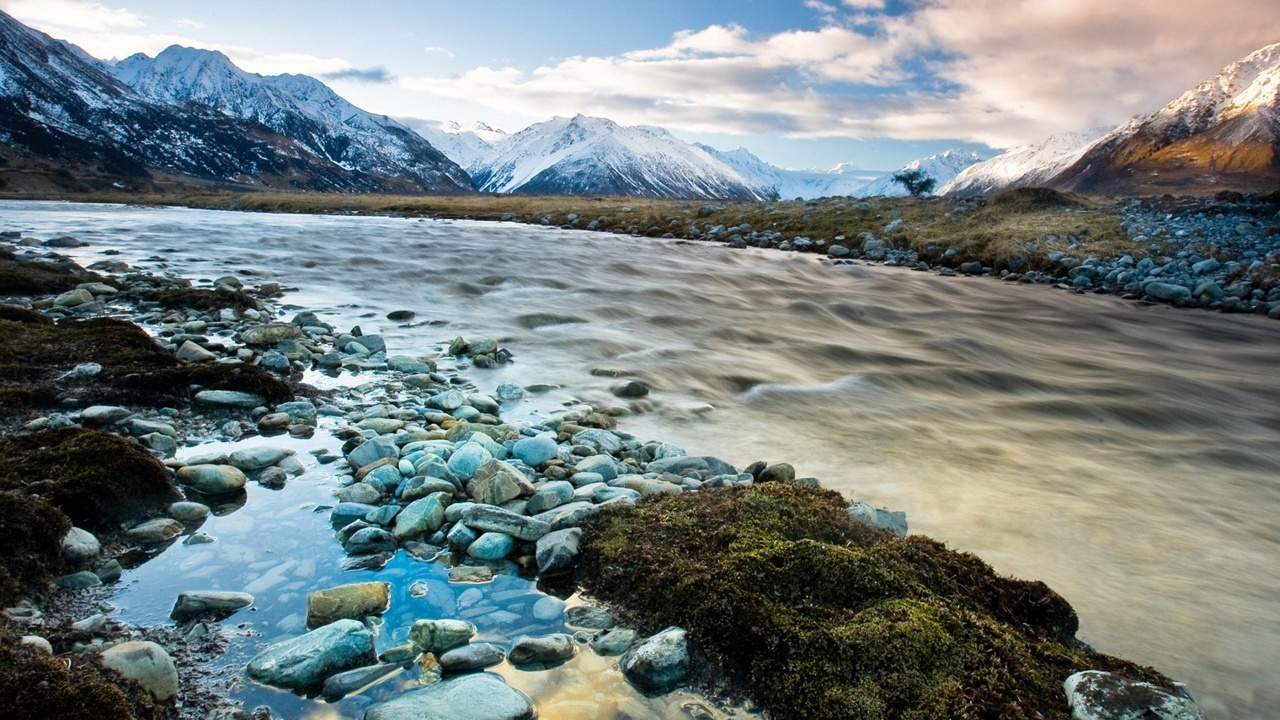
[7,188,1140,272]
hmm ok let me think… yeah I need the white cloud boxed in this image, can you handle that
[842,0,886,8]
[174,18,203,30]
[2,0,141,30]
[423,46,454,57]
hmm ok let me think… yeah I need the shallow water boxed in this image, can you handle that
[3,200,1278,718]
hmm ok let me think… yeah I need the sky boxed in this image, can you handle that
[4,0,1279,171]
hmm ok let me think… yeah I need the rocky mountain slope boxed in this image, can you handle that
[938,130,1110,196]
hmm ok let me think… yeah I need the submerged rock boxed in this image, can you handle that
[170,590,254,622]
[1064,671,1205,720]
[363,673,534,720]
[307,582,391,629]
[247,619,376,690]
[176,464,246,494]
[409,619,476,654]
[508,634,575,666]
[437,643,506,673]
[620,627,690,693]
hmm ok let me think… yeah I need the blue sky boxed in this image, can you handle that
[5,0,1279,170]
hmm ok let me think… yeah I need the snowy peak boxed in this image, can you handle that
[857,149,988,197]
[472,114,765,200]
[940,128,1110,196]
[1155,43,1280,132]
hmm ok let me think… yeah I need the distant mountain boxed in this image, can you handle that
[695,145,879,199]
[105,46,470,193]
[1052,42,1280,195]
[397,119,506,172]
[469,115,767,200]
[856,150,989,197]
[940,129,1110,196]
[0,10,469,193]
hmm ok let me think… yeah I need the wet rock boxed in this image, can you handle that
[176,464,247,494]
[512,435,557,467]
[387,310,416,321]
[508,633,575,665]
[321,662,402,701]
[247,619,376,690]
[1145,282,1192,302]
[20,635,53,655]
[195,390,266,408]
[495,383,525,402]
[228,446,294,471]
[55,570,102,589]
[620,627,690,693]
[468,459,527,506]
[535,527,581,577]
[258,466,288,489]
[307,582,391,629]
[566,605,614,630]
[61,526,101,565]
[336,482,381,504]
[610,380,650,398]
[467,532,514,560]
[176,340,217,363]
[463,505,550,541]
[590,628,638,656]
[347,435,400,470]
[447,442,493,481]
[168,501,210,522]
[54,288,94,307]
[257,412,291,432]
[438,643,506,673]
[757,463,796,484]
[394,496,446,540]
[345,527,396,555]
[240,323,302,346]
[364,673,534,720]
[409,618,475,654]
[100,641,179,702]
[846,502,908,536]
[125,518,184,544]
[1064,671,1205,720]
[170,590,254,622]
[448,565,494,584]
[80,405,131,426]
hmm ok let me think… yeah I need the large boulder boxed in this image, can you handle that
[620,627,690,693]
[100,641,179,702]
[535,528,582,576]
[1064,671,1205,720]
[467,459,527,506]
[307,582,391,629]
[170,590,254,622]
[363,673,534,720]
[247,619,376,689]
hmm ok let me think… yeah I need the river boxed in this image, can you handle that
[3,200,1277,718]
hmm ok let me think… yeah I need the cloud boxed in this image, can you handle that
[174,18,203,30]
[398,0,1280,148]
[423,46,455,57]
[1,0,141,30]
[320,66,396,84]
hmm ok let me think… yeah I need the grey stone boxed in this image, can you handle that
[100,641,179,702]
[647,455,737,477]
[228,446,294,471]
[573,454,622,481]
[194,390,265,408]
[438,643,506,673]
[170,590,254,622]
[321,662,402,701]
[363,673,534,720]
[247,619,376,690]
[1064,670,1205,720]
[448,565,494,584]
[572,428,623,454]
[393,496,446,540]
[61,527,100,565]
[168,501,210,522]
[80,405,131,426]
[54,288,94,307]
[20,636,53,655]
[846,502,908,536]
[467,532,514,560]
[336,482,382,504]
[307,582,391,629]
[610,380,650,398]
[535,528,581,577]
[1145,282,1192,302]
[448,442,494,481]
[590,628,638,656]
[566,605,614,630]
[345,527,396,555]
[125,518,184,544]
[620,627,690,693]
[176,340,217,363]
[463,505,550,541]
[176,464,246,494]
[508,633,575,665]
[409,619,475,654]
[240,324,302,346]
[468,459,527,506]
[347,436,401,471]
[55,570,102,589]
[512,435,557,467]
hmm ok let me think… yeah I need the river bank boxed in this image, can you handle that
[2,198,1269,712]
[0,211,1218,712]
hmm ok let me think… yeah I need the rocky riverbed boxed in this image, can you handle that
[0,216,1228,720]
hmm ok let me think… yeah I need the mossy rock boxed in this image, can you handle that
[0,491,70,605]
[140,288,260,313]
[0,258,108,296]
[0,316,291,410]
[0,618,163,720]
[0,428,179,533]
[986,187,1088,212]
[578,484,1171,720]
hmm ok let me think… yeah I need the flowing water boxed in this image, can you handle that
[3,201,1278,719]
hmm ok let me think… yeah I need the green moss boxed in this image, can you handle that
[0,617,162,720]
[0,316,291,411]
[0,429,179,533]
[578,484,1169,720]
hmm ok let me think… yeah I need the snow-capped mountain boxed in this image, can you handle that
[105,46,470,193]
[939,128,1110,196]
[856,150,989,197]
[1051,42,1280,195]
[470,115,766,200]
[398,118,506,171]
[694,145,879,199]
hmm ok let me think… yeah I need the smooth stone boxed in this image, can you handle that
[447,521,479,551]
[176,464,246,494]
[125,518,184,544]
[345,527,397,555]
[535,528,581,577]
[566,605,614,630]
[463,505,550,542]
[590,628,638,656]
[394,496,447,540]
[507,633,575,665]
[332,503,380,529]
[531,596,565,622]
[337,483,382,505]
[247,619,376,690]
[448,565,494,584]
[379,643,419,664]
[307,582,391,629]
[846,502,908,536]
[409,619,475,654]
[176,340,217,363]
[438,643,506,673]
[757,463,796,484]
[511,435,557,467]
[1145,282,1192,302]
[228,446,294,471]
[365,505,402,527]
[54,288,94,307]
[80,405,131,425]
[568,471,605,488]
[100,641,179,702]
[610,380,650,398]
[495,383,525,402]
[427,389,467,412]
[614,477,683,497]
[321,662,402,701]
[363,673,534,720]
[572,455,621,481]
[448,443,494,482]
[620,627,690,693]
[170,590,254,622]
[647,455,737,477]
[347,436,400,470]
[1064,670,1205,720]
[468,459,526,506]
[572,428,623,454]
[168,501,210,522]
[526,480,574,514]
[194,390,265,408]
[401,477,458,502]
[467,532,515,561]
[55,570,102,589]
[20,636,53,655]
[530,501,600,531]
[359,418,405,435]
[61,527,101,565]
[240,323,302,346]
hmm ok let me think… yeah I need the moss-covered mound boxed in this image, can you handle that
[0,492,70,605]
[986,187,1088,212]
[0,258,109,295]
[140,287,260,313]
[0,314,291,410]
[578,484,1169,720]
[0,618,163,720]
[0,429,179,534]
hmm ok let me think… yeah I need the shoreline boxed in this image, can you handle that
[0,210,1218,712]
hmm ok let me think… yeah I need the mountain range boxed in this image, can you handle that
[1,8,1275,199]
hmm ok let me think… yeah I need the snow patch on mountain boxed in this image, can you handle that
[398,118,505,171]
[694,144,880,199]
[940,129,1109,196]
[857,150,989,197]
